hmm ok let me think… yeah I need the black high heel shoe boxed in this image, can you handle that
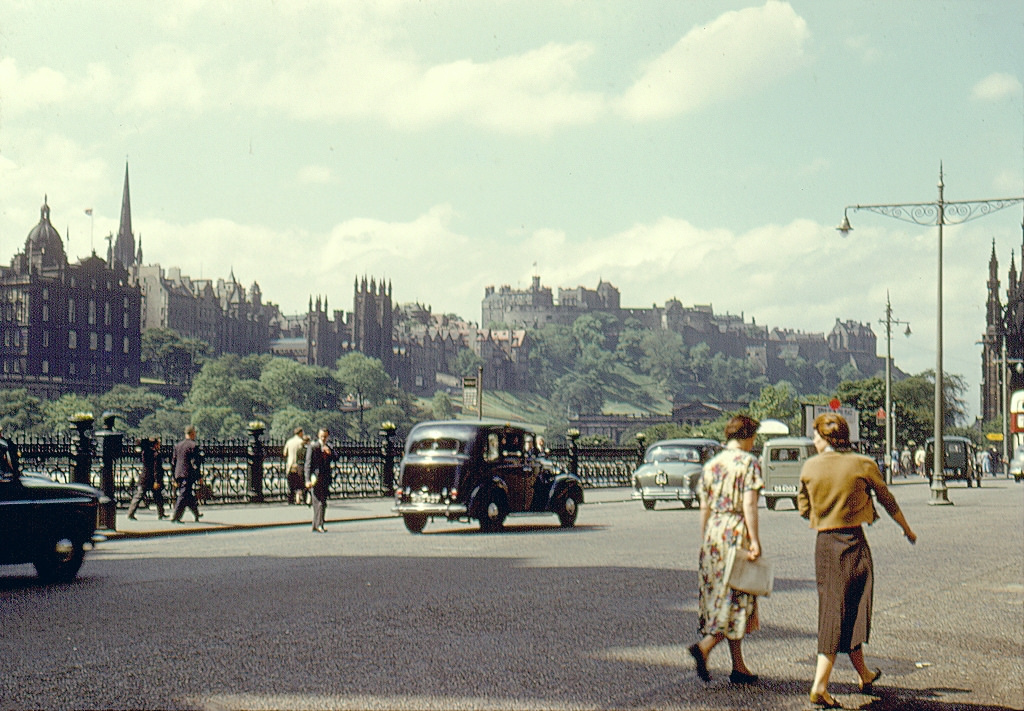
[687,644,711,682]
[859,668,882,693]
[729,670,759,684]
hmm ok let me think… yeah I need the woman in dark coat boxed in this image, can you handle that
[127,437,166,520]
[798,412,917,708]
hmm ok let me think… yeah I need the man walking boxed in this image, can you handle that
[283,427,306,505]
[170,426,203,523]
[304,428,335,533]
[127,437,166,520]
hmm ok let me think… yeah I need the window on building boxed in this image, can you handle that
[123,312,129,328]
[90,333,98,350]
[68,299,75,323]
[42,304,49,322]
[42,331,49,348]
[104,334,112,352]
[69,363,76,376]
[104,302,110,325]
[90,363,96,375]
[123,336,129,354]
[69,331,77,349]
[42,360,48,374]
[42,287,49,300]
[88,300,96,325]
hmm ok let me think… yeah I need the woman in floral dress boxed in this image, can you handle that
[688,414,764,684]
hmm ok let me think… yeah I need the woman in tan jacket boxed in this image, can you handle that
[798,413,917,708]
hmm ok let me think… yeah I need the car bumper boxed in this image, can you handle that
[632,488,696,502]
[394,502,469,517]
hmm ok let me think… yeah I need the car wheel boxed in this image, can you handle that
[558,493,579,528]
[34,534,85,583]
[642,498,656,510]
[403,514,427,534]
[479,490,507,533]
[765,498,777,511]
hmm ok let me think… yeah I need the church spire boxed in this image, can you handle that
[113,162,136,269]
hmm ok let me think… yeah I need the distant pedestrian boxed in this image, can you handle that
[0,425,20,480]
[978,448,992,478]
[914,446,925,477]
[127,437,167,520]
[170,426,203,523]
[283,427,306,505]
[899,448,912,477]
[688,414,763,685]
[305,428,336,533]
[798,412,917,708]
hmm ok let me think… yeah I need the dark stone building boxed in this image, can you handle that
[980,231,1024,421]
[0,198,142,397]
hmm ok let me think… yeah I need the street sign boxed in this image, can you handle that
[462,376,478,411]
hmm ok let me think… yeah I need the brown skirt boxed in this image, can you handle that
[815,527,873,655]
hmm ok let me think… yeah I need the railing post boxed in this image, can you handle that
[68,413,94,487]
[379,421,397,496]
[567,428,580,478]
[247,421,265,503]
[94,411,121,531]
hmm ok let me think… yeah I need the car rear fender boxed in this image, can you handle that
[546,477,584,510]
[468,478,509,519]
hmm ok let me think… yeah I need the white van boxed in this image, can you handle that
[759,437,816,510]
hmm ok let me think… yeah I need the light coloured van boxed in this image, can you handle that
[759,437,816,510]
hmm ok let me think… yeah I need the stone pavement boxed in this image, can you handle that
[104,486,639,539]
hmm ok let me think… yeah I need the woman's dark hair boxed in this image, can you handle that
[813,412,852,450]
[724,414,759,442]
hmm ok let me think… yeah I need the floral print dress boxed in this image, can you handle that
[697,442,764,639]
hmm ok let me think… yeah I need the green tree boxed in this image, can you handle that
[639,329,689,393]
[97,385,177,435]
[141,327,209,384]
[260,358,336,412]
[269,406,315,441]
[42,394,98,436]
[453,348,484,378]
[552,371,604,417]
[749,382,801,431]
[0,388,46,436]
[335,352,394,437]
[431,391,455,419]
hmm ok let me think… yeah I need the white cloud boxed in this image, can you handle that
[297,165,332,184]
[972,72,1022,101]
[616,1,809,121]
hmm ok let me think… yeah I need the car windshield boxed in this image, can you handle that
[410,437,464,455]
[646,445,701,463]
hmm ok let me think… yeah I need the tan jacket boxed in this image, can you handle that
[798,450,902,530]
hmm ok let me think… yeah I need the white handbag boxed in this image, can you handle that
[724,547,774,597]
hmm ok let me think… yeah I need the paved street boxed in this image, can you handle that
[1,479,1021,710]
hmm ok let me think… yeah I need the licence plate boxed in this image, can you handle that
[772,484,798,493]
[655,472,668,486]
[411,491,441,504]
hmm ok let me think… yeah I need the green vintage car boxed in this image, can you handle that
[631,438,722,510]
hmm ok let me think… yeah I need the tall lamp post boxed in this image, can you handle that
[880,292,911,484]
[838,164,1024,505]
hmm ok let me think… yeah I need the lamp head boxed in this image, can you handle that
[904,324,912,337]
[836,212,852,236]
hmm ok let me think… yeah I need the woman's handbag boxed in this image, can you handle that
[724,546,774,597]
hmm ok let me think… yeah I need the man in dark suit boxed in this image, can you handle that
[304,427,335,532]
[127,437,167,520]
[170,426,203,523]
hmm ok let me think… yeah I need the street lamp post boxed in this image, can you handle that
[838,164,1024,505]
[880,292,911,485]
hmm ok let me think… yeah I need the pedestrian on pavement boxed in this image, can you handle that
[170,425,204,523]
[305,427,336,532]
[127,437,166,520]
[688,414,764,685]
[798,412,917,709]
[283,427,306,505]
[0,425,19,480]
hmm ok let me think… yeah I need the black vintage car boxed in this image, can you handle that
[0,453,106,582]
[394,421,584,533]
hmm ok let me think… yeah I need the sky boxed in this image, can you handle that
[1,0,1022,419]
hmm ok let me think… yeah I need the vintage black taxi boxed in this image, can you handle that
[394,421,584,533]
[0,447,106,582]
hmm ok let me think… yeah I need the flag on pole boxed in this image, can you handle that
[84,208,93,216]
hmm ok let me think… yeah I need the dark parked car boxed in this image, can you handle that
[924,436,981,487]
[394,421,584,533]
[631,438,723,510]
[1,457,107,582]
